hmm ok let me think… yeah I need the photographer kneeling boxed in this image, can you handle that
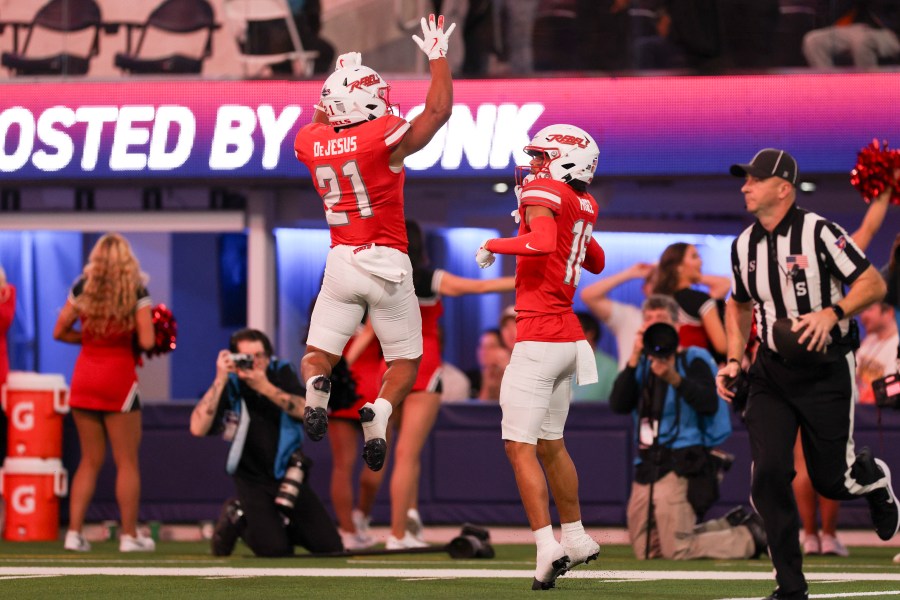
[610,295,765,560]
[190,329,342,556]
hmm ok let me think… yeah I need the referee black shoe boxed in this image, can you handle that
[763,587,808,600]
[866,458,900,541]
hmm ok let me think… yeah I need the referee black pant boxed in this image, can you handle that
[744,348,885,594]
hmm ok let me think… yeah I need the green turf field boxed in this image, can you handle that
[1,540,899,599]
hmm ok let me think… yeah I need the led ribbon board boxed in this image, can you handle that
[1,74,898,182]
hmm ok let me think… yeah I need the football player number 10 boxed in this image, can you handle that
[564,220,593,287]
[315,160,373,226]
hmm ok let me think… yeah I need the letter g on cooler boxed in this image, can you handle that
[11,401,35,431]
[12,485,36,514]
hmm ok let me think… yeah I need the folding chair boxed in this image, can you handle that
[114,0,220,74]
[222,0,317,77]
[0,0,103,75]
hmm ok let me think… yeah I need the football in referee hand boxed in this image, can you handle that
[771,317,832,365]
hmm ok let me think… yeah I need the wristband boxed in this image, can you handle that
[830,304,845,320]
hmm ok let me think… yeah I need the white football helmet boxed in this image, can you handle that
[516,124,599,186]
[320,65,394,127]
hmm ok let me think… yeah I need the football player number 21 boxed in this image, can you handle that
[564,220,593,287]
[315,160,373,225]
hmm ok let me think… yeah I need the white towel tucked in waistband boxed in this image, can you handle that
[351,245,407,283]
[576,339,598,385]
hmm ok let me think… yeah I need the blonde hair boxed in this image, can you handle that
[75,233,145,337]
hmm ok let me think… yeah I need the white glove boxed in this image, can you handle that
[476,242,496,269]
[335,52,362,70]
[412,13,456,61]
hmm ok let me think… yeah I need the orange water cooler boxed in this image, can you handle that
[1,372,70,541]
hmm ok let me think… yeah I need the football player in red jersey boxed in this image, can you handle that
[475,125,607,590]
[293,14,455,472]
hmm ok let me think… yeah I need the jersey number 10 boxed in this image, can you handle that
[564,220,593,287]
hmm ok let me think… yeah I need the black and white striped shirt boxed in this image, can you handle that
[730,204,870,353]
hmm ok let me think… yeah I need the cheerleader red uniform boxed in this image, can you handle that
[330,333,385,421]
[68,278,151,413]
[410,268,444,394]
[0,284,15,388]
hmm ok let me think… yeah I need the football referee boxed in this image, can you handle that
[716,148,898,600]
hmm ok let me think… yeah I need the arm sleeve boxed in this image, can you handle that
[582,237,605,275]
[609,366,640,414]
[677,356,718,415]
[485,215,557,256]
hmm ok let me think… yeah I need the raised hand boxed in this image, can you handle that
[412,13,456,61]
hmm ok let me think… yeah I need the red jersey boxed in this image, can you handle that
[294,115,411,252]
[514,178,598,342]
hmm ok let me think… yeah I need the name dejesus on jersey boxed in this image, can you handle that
[314,137,358,157]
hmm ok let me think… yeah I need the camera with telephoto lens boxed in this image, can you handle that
[874,372,900,410]
[229,352,254,370]
[642,322,679,359]
[274,449,312,513]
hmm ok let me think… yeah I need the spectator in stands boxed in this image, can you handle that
[468,328,510,401]
[580,261,657,369]
[499,304,517,350]
[633,3,689,70]
[493,0,540,74]
[653,242,730,361]
[802,0,900,68]
[857,302,898,404]
[610,294,767,560]
[572,311,618,402]
[54,233,156,553]
[190,328,342,557]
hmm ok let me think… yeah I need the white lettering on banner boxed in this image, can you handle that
[209,105,257,170]
[0,107,36,172]
[0,101,542,175]
[110,105,154,171]
[403,103,543,171]
[12,486,36,515]
[148,106,196,171]
[441,104,495,169]
[75,106,119,170]
[490,103,543,169]
[257,105,302,169]
[33,106,76,172]
[11,401,34,431]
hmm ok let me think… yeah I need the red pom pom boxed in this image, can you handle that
[146,304,177,358]
[850,139,900,205]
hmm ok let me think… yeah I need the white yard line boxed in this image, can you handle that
[0,567,899,582]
